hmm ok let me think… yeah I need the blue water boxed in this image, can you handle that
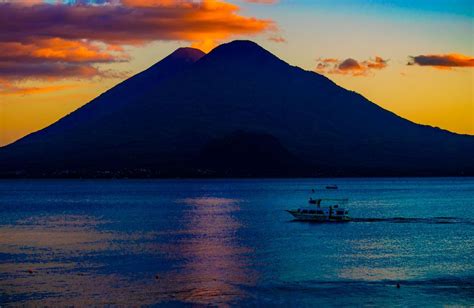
[0,178,473,306]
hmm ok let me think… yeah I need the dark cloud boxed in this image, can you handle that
[0,1,274,47]
[408,54,474,69]
[0,61,124,81]
[338,58,361,71]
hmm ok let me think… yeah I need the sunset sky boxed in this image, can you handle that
[0,0,472,146]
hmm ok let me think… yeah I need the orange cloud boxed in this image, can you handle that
[0,80,77,96]
[408,53,474,69]
[0,0,274,48]
[268,36,286,43]
[316,56,388,76]
[0,38,127,64]
[367,56,388,70]
[318,58,339,63]
[0,0,275,85]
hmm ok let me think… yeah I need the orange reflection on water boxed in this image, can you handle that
[154,197,254,305]
[0,199,254,305]
[0,215,113,253]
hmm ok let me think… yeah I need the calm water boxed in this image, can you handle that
[0,178,473,306]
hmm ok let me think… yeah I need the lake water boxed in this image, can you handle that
[0,178,473,306]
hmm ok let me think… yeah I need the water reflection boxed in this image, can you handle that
[0,198,253,305]
[0,215,112,253]
[337,238,413,282]
[1,178,474,306]
[154,197,254,305]
[0,215,138,305]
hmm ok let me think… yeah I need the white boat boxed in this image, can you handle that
[286,198,351,222]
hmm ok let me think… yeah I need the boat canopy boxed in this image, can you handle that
[309,198,349,206]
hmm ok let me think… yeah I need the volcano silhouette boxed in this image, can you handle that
[1,40,473,177]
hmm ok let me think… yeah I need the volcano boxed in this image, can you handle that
[1,40,473,177]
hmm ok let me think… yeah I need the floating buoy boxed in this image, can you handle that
[155,275,160,280]
[28,269,33,274]
[396,283,400,288]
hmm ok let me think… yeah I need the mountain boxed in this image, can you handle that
[1,40,473,177]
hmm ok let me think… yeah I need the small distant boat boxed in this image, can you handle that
[286,198,351,222]
[326,184,338,190]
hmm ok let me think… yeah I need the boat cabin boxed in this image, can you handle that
[287,198,351,222]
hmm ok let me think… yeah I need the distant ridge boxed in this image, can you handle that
[0,40,473,177]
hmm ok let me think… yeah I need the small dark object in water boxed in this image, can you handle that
[326,185,338,190]
[311,189,315,193]
[155,275,160,280]
[396,283,400,288]
[28,269,33,274]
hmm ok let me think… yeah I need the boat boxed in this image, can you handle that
[286,198,351,222]
[326,184,338,190]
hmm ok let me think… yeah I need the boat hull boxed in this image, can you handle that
[286,210,351,222]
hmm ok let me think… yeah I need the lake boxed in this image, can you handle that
[1,178,473,306]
